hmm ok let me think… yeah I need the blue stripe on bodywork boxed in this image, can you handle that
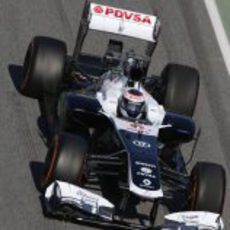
[119,130,160,191]
[64,93,102,113]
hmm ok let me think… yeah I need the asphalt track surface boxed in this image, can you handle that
[0,0,230,229]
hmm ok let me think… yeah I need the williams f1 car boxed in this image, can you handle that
[19,1,226,229]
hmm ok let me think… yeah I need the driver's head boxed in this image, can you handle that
[123,58,143,82]
[118,88,146,120]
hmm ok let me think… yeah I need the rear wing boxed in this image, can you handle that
[89,3,160,42]
[73,1,160,61]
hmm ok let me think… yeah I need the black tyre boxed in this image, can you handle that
[40,132,89,189]
[57,93,90,136]
[20,36,67,99]
[190,162,226,214]
[161,64,200,117]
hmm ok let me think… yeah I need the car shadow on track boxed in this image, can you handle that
[8,64,50,145]
[8,64,24,92]
[8,65,49,186]
[30,161,44,192]
[29,161,51,219]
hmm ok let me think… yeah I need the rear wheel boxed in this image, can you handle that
[161,64,200,117]
[20,36,67,99]
[40,132,89,190]
[190,162,226,214]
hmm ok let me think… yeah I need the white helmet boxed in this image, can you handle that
[118,88,146,120]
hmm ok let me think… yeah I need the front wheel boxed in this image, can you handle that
[161,64,200,117]
[40,132,89,190]
[189,162,226,214]
[20,36,67,99]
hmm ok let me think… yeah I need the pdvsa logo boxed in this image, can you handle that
[94,6,103,14]
[93,5,152,25]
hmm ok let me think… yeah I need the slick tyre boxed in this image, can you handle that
[161,64,200,117]
[40,132,88,190]
[20,36,67,99]
[190,162,226,214]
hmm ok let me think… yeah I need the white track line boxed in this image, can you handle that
[204,0,230,75]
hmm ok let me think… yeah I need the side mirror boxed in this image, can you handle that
[159,112,195,143]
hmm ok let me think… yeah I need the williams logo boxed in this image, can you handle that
[132,140,151,148]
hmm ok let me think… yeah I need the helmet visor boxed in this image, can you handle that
[122,98,145,118]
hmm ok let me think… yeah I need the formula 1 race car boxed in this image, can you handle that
[19,1,226,229]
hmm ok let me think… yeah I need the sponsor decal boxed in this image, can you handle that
[108,99,117,104]
[132,140,151,148]
[93,5,152,25]
[76,190,98,203]
[138,178,155,189]
[182,214,199,222]
[135,161,156,168]
[137,171,156,179]
[128,121,160,134]
[129,123,146,133]
[135,162,156,178]
[136,165,155,178]
[142,179,151,186]
[141,167,152,174]
[94,5,103,14]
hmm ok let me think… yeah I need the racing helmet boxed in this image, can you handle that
[123,57,143,82]
[118,88,146,120]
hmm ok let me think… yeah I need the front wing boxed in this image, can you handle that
[44,181,224,230]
